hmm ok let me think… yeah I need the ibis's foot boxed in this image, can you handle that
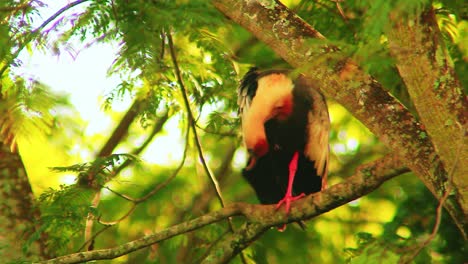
[275,193,306,214]
[277,224,287,232]
[274,193,305,231]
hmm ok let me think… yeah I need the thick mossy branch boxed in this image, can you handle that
[201,154,408,263]
[211,0,467,238]
[388,7,468,227]
[41,154,408,263]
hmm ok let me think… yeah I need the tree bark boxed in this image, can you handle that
[211,0,467,239]
[388,7,468,223]
[0,142,48,260]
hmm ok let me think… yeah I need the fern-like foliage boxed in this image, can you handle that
[0,77,63,151]
[25,153,139,254]
[25,184,95,255]
[50,153,140,188]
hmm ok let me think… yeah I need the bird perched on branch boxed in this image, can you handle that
[238,67,330,229]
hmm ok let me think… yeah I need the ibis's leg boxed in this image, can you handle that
[276,151,306,214]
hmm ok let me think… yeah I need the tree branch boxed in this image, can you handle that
[0,0,91,77]
[112,109,169,176]
[97,99,142,157]
[387,7,468,227]
[41,154,408,263]
[211,0,467,238]
[201,154,408,263]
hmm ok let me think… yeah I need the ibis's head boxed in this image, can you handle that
[241,71,294,159]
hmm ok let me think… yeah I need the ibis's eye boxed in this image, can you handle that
[273,105,283,114]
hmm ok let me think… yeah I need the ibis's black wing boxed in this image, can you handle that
[299,76,330,189]
[237,67,259,119]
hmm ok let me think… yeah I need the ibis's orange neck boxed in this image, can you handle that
[242,73,294,158]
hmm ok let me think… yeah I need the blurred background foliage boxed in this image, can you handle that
[0,0,466,263]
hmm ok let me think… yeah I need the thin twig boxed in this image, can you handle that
[331,0,348,22]
[76,225,112,252]
[166,30,247,263]
[103,186,136,202]
[160,30,166,60]
[134,117,190,203]
[0,0,91,77]
[194,122,237,137]
[84,191,101,250]
[166,31,226,210]
[98,203,137,226]
[174,141,239,261]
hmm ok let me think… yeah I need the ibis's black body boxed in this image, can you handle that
[242,149,323,205]
[238,68,329,205]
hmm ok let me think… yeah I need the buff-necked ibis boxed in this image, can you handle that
[238,67,330,229]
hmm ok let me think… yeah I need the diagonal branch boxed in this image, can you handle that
[387,7,468,226]
[97,99,143,157]
[211,0,467,238]
[41,154,408,263]
[201,154,409,263]
[112,109,169,176]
